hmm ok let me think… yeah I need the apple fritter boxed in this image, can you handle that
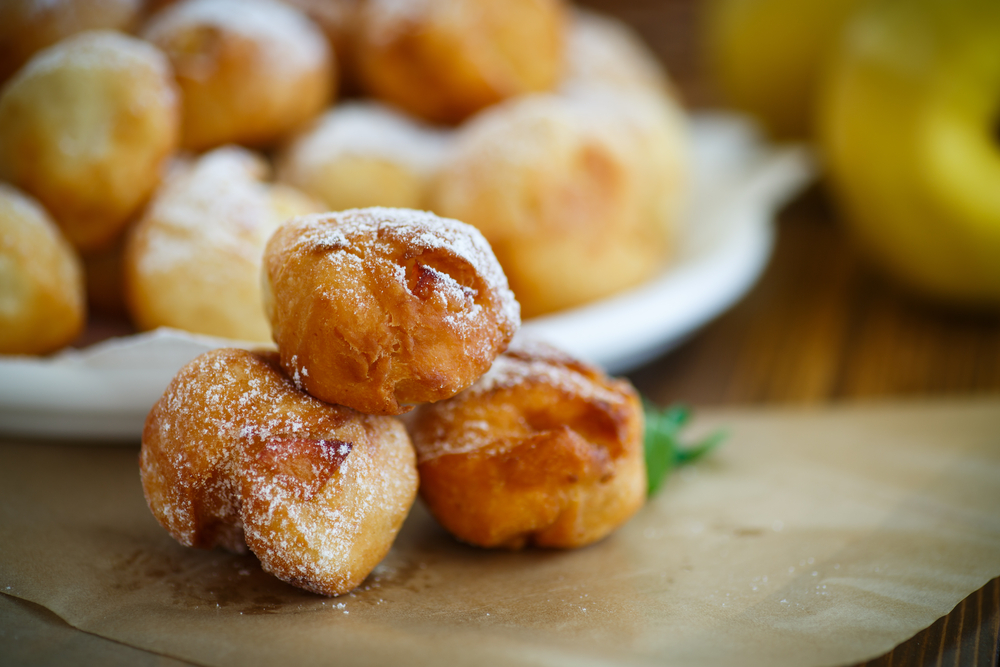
[408,341,646,549]
[0,0,143,84]
[262,207,520,415]
[277,101,453,213]
[124,146,322,342]
[0,30,179,253]
[0,183,85,355]
[431,88,688,317]
[140,348,418,596]
[142,0,334,151]
[354,0,567,124]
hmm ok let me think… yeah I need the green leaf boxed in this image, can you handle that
[643,400,725,497]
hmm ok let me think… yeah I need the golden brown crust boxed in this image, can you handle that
[276,102,454,213]
[0,0,143,84]
[0,30,180,253]
[0,183,86,355]
[142,0,334,151]
[355,0,567,124]
[124,146,322,342]
[408,341,646,549]
[139,348,419,596]
[431,89,688,317]
[263,208,520,415]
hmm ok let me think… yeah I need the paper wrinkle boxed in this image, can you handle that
[1,399,998,667]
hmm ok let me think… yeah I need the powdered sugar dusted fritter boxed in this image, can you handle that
[0,30,179,253]
[0,183,85,355]
[430,87,688,318]
[262,207,520,415]
[277,101,453,212]
[139,348,418,596]
[0,0,143,84]
[354,0,567,124]
[124,146,322,342]
[407,341,646,549]
[142,0,333,151]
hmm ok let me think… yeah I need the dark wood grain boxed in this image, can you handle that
[572,1,1000,665]
[628,189,1000,406]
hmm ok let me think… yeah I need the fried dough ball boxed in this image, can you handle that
[355,0,567,124]
[431,89,688,318]
[0,184,85,355]
[277,102,454,212]
[561,8,677,99]
[408,341,646,549]
[0,0,143,84]
[263,207,520,415]
[142,0,334,151]
[0,31,179,254]
[140,348,418,596]
[125,146,323,342]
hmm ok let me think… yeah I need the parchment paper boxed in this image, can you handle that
[1,398,998,667]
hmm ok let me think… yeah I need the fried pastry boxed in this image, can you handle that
[431,88,688,317]
[0,183,85,355]
[125,146,323,342]
[407,341,646,549]
[0,30,179,253]
[0,0,142,84]
[262,207,520,415]
[140,347,419,596]
[142,0,334,150]
[277,102,453,212]
[354,0,567,124]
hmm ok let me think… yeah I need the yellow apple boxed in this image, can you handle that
[818,0,1000,305]
[702,0,866,140]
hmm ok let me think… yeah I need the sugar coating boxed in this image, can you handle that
[283,102,453,174]
[291,208,506,281]
[17,29,170,80]
[143,0,329,73]
[288,206,518,324]
[140,348,418,596]
[408,340,647,550]
[132,149,272,276]
[265,207,520,413]
[412,341,630,462]
[126,146,321,341]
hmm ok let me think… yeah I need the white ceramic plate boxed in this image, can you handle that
[0,113,814,442]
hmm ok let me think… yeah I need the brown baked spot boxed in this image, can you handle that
[255,437,353,501]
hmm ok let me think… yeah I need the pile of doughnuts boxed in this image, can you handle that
[0,0,689,355]
[0,0,671,595]
[141,208,647,595]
